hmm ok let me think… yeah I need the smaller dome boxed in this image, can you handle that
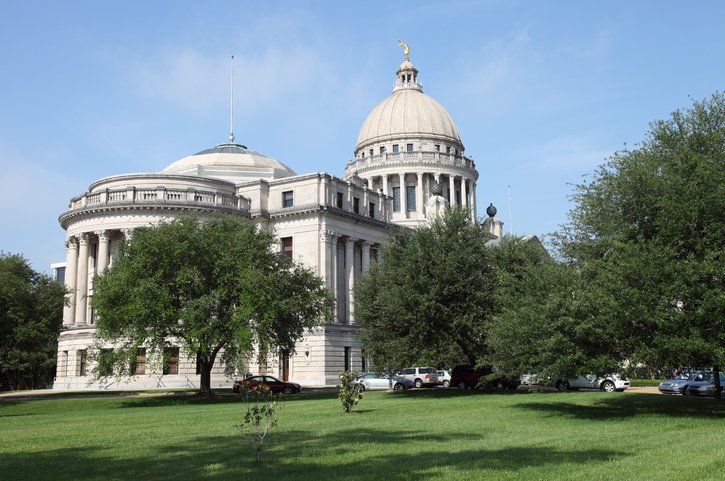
[164,142,296,183]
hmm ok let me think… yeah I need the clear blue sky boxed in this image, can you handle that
[2,1,724,274]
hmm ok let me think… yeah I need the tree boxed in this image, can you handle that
[0,252,67,389]
[90,214,333,395]
[497,93,725,396]
[354,207,497,374]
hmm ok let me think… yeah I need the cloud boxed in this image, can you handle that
[519,135,612,171]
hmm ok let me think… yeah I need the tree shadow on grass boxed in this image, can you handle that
[0,427,627,481]
[512,392,725,420]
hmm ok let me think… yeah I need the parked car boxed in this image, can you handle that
[437,369,452,388]
[449,364,519,390]
[233,375,301,394]
[684,373,725,398]
[491,367,521,391]
[658,372,706,395]
[554,374,629,392]
[450,364,479,389]
[357,372,414,391]
[397,367,439,388]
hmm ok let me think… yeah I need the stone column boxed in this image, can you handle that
[449,175,456,205]
[472,182,477,221]
[417,172,424,219]
[345,237,357,324]
[361,241,371,272]
[331,234,339,322]
[462,177,468,210]
[399,173,407,216]
[62,236,78,327]
[382,174,388,197]
[95,230,110,272]
[74,233,90,326]
[320,230,332,288]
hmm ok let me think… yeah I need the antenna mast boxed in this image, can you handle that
[229,55,234,143]
[508,185,513,236]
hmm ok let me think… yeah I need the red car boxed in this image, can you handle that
[233,375,301,394]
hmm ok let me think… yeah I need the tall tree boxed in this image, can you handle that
[354,207,497,372]
[519,93,725,394]
[0,252,67,389]
[90,214,333,395]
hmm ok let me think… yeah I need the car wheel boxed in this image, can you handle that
[282,386,294,395]
[457,380,468,389]
[443,380,450,388]
[683,386,692,396]
[394,383,404,390]
[414,379,424,388]
[557,380,570,392]
[494,380,506,391]
[601,381,616,393]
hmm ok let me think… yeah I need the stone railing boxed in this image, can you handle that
[68,187,249,212]
[346,150,475,174]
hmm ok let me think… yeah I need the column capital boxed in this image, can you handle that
[361,241,372,253]
[65,236,79,251]
[95,230,111,242]
[345,236,358,247]
[78,232,90,246]
[120,228,134,239]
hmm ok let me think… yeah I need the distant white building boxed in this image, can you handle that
[53,51,480,390]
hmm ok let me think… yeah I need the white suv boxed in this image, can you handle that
[398,367,439,388]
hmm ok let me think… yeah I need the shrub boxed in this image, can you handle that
[234,383,283,462]
[337,370,364,413]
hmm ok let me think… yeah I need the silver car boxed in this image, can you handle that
[685,373,725,398]
[554,374,629,392]
[357,372,413,391]
[658,372,706,395]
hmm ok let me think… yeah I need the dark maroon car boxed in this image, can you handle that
[233,375,301,394]
[449,364,520,390]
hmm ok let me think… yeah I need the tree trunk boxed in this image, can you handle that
[199,357,215,396]
[713,365,722,402]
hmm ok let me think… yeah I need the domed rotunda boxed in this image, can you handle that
[343,51,479,226]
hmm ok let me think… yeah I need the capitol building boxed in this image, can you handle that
[53,50,482,389]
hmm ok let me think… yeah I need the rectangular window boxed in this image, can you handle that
[380,146,385,154]
[393,144,399,153]
[446,146,451,154]
[55,266,66,283]
[407,186,416,211]
[369,149,373,157]
[282,191,293,208]
[336,192,343,208]
[406,144,413,152]
[79,350,87,376]
[435,144,440,152]
[344,347,351,372]
[353,198,360,214]
[134,349,146,375]
[164,347,179,375]
[281,237,293,261]
[369,202,375,218]
[392,187,400,212]
[99,348,113,376]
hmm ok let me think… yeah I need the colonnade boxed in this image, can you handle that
[365,171,477,220]
[320,230,377,325]
[62,229,128,328]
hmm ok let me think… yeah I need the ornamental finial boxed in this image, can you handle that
[397,40,410,61]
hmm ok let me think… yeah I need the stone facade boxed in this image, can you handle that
[52,52,480,389]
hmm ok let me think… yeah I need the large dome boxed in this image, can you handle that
[356,89,461,151]
[163,143,296,184]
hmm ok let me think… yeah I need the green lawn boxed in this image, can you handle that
[1,389,724,480]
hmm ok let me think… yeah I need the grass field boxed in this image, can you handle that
[2,388,724,480]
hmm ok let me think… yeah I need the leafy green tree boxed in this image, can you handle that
[499,93,725,396]
[0,252,67,389]
[354,207,497,373]
[90,214,333,395]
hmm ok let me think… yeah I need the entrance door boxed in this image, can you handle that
[283,356,290,381]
